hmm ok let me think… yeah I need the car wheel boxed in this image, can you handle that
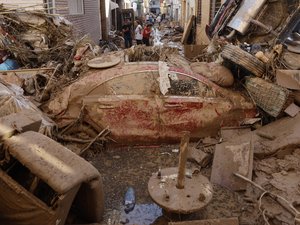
[221,45,265,77]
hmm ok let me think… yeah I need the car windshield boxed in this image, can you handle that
[89,71,159,96]
[165,73,219,97]
[89,71,220,98]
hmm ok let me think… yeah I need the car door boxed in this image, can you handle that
[83,71,160,143]
[158,72,234,141]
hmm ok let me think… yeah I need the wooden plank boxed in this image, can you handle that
[181,15,195,44]
[211,139,253,191]
[168,217,239,225]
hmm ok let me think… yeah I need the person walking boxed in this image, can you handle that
[143,23,152,46]
[122,19,132,48]
[135,21,143,45]
[156,14,161,27]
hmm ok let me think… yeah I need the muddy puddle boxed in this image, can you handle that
[105,204,164,225]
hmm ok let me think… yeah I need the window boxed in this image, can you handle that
[210,0,222,22]
[187,2,190,20]
[68,0,84,15]
[44,0,55,14]
[196,0,202,24]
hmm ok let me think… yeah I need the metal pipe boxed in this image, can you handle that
[250,19,279,36]
[176,131,190,189]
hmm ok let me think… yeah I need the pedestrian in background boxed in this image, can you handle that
[122,19,132,48]
[143,23,152,46]
[156,14,161,27]
[135,20,143,45]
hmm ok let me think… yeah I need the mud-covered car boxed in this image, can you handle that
[45,62,256,143]
[0,131,104,225]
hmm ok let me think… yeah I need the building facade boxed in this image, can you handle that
[56,0,102,42]
[149,0,160,14]
[195,0,223,44]
[170,0,181,22]
[180,0,196,29]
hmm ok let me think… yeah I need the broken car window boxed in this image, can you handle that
[166,73,218,97]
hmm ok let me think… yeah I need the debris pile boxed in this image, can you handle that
[170,3,300,224]
[0,5,73,68]
[0,5,102,104]
[125,45,191,72]
[188,5,300,120]
[125,45,179,62]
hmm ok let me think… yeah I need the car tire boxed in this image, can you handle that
[221,45,265,77]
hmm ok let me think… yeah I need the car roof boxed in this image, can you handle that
[4,131,100,194]
[69,62,223,98]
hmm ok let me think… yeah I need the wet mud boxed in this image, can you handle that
[86,144,246,225]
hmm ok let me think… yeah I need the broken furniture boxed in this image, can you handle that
[148,132,213,214]
[0,109,42,140]
[245,76,290,117]
[0,131,104,225]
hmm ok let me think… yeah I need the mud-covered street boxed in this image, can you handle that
[0,1,300,225]
[88,144,244,225]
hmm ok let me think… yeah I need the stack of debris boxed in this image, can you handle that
[125,45,191,72]
[0,5,74,69]
[188,4,300,120]
[176,3,300,224]
[0,5,101,101]
[208,114,300,225]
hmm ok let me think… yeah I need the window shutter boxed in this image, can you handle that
[196,0,202,24]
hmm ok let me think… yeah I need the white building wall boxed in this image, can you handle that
[171,0,181,22]
[196,0,226,44]
[186,0,196,21]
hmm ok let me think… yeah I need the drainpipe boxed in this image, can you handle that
[181,0,186,26]
[100,0,108,40]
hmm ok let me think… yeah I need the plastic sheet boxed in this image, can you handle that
[0,80,55,136]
